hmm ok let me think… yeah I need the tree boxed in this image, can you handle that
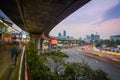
[116,40,120,45]
[26,43,111,80]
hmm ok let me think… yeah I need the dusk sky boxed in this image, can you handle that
[49,0,120,39]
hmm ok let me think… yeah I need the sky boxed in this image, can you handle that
[49,0,120,39]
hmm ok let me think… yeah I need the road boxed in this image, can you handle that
[62,47,120,80]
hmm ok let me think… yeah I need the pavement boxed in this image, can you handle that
[0,46,22,80]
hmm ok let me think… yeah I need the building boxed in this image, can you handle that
[86,34,100,41]
[95,35,100,41]
[57,30,67,39]
[110,35,120,41]
[56,30,75,40]
[79,37,82,40]
[86,35,91,40]
[63,30,66,37]
[0,19,12,43]
[58,33,61,37]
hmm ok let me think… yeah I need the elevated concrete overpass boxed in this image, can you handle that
[0,0,90,49]
[0,1,91,79]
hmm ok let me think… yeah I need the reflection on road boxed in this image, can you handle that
[62,47,120,80]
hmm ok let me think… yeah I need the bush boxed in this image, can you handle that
[26,43,111,80]
[45,51,68,58]
[64,63,111,80]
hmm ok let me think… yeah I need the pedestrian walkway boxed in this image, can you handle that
[0,45,11,79]
[0,44,23,80]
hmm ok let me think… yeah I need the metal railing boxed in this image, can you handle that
[18,46,25,80]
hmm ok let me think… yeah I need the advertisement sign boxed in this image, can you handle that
[51,39,58,45]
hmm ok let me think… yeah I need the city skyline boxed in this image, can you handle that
[50,0,120,39]
[57,30,74,40]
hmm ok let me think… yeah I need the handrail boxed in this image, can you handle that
[18,46,25,80]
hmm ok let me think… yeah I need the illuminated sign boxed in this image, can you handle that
[51,39,58,45]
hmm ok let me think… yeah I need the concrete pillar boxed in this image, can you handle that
[48,40,51,52]
[31,34,43,51]
[40,38,43,53]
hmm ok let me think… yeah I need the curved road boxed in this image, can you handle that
[62,47,120,80]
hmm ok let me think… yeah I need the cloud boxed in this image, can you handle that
[102,1,120,22]
[91,18,120,39]
[50,0,120,39]
[93,0,120,24]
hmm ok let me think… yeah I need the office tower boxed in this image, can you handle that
[63,30,66,36]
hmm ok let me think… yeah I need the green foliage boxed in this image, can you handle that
[26,43,66,80]
[26,43,111,80]
[65,63,75,75]
[43,51,68,64]
[45,51,69,58]
[95,43,102,47]
[26,43,50,80]
[99,39,118,47]
[115,40,120,45]
[90,69,111,80]
[64,63,91,80]
[64,63,110,80]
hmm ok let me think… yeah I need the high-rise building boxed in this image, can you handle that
[79,37,82,40]
[67,36,70,39]
[95,35,100,41]
[86,33,100,41]
[58,33,61,37]
[91,34,95,40]
[91,34,100,41]
[86,35,91,40]
[110,35,120,41]
[63,30,66,36]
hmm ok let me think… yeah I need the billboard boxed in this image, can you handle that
[51,39,58,45]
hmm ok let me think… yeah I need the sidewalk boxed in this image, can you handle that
[0,51,10,79]
[0,45,23,80]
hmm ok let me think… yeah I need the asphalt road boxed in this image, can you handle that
[62,47,120,80]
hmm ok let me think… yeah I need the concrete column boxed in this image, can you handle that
[48,40,51,52]
[40,38,43,53]
[31,34,42,50]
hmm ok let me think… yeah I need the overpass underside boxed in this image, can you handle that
[0,0,90,49]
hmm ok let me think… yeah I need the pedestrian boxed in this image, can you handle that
[18,41,22,53]
[10,43,19,65]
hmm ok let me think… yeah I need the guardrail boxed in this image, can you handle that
[18,44,31,80]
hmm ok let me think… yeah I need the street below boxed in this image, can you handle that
[62,47,120,80]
